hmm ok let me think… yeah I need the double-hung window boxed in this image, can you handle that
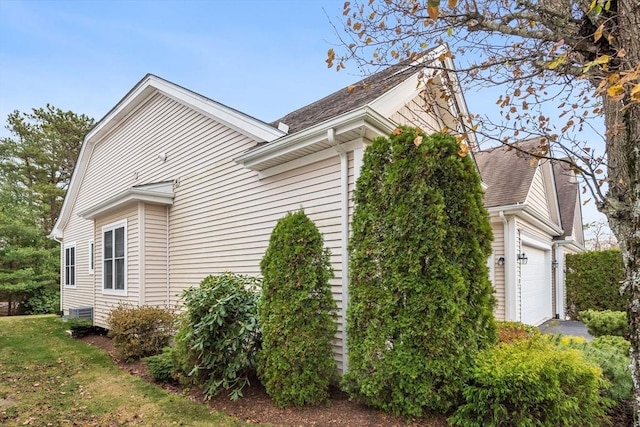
[103,221,126,293]
[64,243,76,287]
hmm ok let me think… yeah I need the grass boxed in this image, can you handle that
[0,315,259,426]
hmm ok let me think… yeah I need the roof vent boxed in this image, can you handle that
[277,122,289,133]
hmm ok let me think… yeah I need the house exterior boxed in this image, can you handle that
[475,141,585,325]
[52,45,584,372]
[51,45,473,371]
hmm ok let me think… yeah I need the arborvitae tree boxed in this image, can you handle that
[258,210,338,407]
[343,128,496,417]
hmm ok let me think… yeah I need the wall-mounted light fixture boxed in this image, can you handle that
[517,253,528,264]
[552,259,558,269]
[497,256,505,266]
[158,152,167,162]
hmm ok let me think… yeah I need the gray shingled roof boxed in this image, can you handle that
[270,62,422,134]
[553,160,579,236]
[475,139,543,208]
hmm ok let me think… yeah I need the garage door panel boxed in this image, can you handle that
[521,245,552,325]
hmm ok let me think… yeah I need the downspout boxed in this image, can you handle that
[499,211,514,320]
[328,127,350,373]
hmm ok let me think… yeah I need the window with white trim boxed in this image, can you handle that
[64,243,76,287]
[103,221,126,292]
[89,240,95,275]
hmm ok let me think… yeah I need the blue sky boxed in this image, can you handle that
[0,0,607,228]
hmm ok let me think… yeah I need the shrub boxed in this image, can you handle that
[258,210,337,407]
[145,347,176,383]
[591,335,630,355]
[495,321,540,343]
[22,287,59,314]
[66,318,94,338]
[107,305,174,361]
[565,250,625,318]
[578,309,627,337]
[549,334,632,407]
[450,340,610,426]
[174,273,261,400]
[343,130,496,417]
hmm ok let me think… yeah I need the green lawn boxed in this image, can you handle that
[0,315,259,426]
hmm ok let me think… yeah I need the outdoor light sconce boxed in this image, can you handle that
[497,256,505,266]
[517,253,528,264]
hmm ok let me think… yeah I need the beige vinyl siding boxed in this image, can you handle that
[143,203,169,307]
[526,167,552,221]
[389,91,442,133]
[62,91,350,367]
[490,222,506,320]
[93,206,139,327]
[60,214,94,315]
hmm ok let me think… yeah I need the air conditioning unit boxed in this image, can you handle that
[68,306,93,321]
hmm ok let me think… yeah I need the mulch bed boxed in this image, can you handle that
[80,334,447,427]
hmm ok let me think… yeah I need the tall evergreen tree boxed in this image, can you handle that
[258,210,337,407]
[343,129,496,416]
[0,105,93,314]
[0,104,94,233]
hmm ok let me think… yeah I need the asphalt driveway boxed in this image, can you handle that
[538,319,593,339]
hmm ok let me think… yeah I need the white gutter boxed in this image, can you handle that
[329,127,350,373]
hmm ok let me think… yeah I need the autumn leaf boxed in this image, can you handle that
[607,84,624,100]
[414,135,423,146]
[392,128,403,136]
[458,142,469,157]
[547,54,566,70]
[427,6,439,19]
[347,85,357,94]
[631,83,640,102]
[326,49,336,68]
[594,24,604,42]
[448,0,457,8]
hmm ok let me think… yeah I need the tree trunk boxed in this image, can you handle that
[602,1,640,422]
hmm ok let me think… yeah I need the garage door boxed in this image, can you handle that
[521,245,552,325]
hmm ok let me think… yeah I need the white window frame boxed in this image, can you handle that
[88,239,95,275]
[64,242,76,288]
[102,220,127,296]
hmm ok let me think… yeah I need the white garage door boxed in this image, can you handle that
[521,245,552,325]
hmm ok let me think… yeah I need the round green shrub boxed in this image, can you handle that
[578,309,627,337]
[107,304,174,361]
[343,129,496,416]
[565,250,625,318]
[450,340,610,426]
[174,273,261,400]
[258,210,337,407]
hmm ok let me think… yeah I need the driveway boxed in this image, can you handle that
[538,319,593,340]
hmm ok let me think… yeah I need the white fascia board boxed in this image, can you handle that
[487,204,564,236]
[540,160,562,227]
[235,106,395,171]
[258,139,364,179]
[79,188,174,220]
[368,45,447,118]
[153,78,284,143]
[50,74,282,240]
[554,237,586,253]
